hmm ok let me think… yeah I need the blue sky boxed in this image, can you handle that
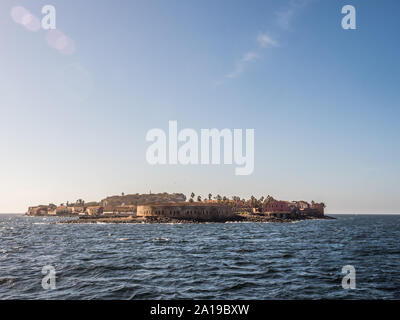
[0,0,399,213]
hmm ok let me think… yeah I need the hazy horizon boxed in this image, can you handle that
[1,0,399,214]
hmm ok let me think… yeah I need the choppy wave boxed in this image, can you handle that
[153,237,170,242]
[0,214,399,299]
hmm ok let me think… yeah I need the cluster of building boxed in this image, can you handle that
[26,204,136,216]
[26,193,325,220]
[26,192,187,217]
[255,199,325,218]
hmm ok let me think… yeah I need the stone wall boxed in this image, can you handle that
[137,203,234,221]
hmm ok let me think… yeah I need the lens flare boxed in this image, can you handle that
[45,29,76,55]
[10,6,40,32]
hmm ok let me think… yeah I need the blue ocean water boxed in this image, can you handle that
[0,214,399,299]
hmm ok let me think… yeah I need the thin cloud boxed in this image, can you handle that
[225,51,259,79]
[275,0,312,30]
[257,33,278,48]
[216,0,313,86]
[242,52,260,62]
[276,8,295,30]
[222,34,277,82]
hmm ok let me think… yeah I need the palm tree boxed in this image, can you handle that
[264,195,274,205]
[250,196,256,207]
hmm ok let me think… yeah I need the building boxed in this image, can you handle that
[85,206,104,216]
[103,205,136,216]
[26,205,49,216]
[264,200,292,213]
[262,199,299,219]
[53,206,74,215]
[310,202,325,216]
[48,207,57,215]
[137,203,234,221]
[294,201,310,210]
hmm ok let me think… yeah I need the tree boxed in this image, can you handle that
[190,192,195,200]
[264,195,274,206]
[122,192,125,196]
[208,193,212,201]
[250,196,256,207]
[197,195,202,202]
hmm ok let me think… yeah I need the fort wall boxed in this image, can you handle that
[137,203,234,221]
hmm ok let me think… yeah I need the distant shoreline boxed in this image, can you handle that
[6,212,400,215]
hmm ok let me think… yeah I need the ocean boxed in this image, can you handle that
[0,214,399,299]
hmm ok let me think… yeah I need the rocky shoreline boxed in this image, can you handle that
[58,213,335,224]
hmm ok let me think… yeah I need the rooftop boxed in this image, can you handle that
[138,202,230,207]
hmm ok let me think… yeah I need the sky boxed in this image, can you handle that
[0,0,399,213]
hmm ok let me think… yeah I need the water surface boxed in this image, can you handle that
[0,214,399,299]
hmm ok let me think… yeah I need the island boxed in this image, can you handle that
[25,192,333,223]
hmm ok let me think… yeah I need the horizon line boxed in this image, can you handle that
[2,212,400,215]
